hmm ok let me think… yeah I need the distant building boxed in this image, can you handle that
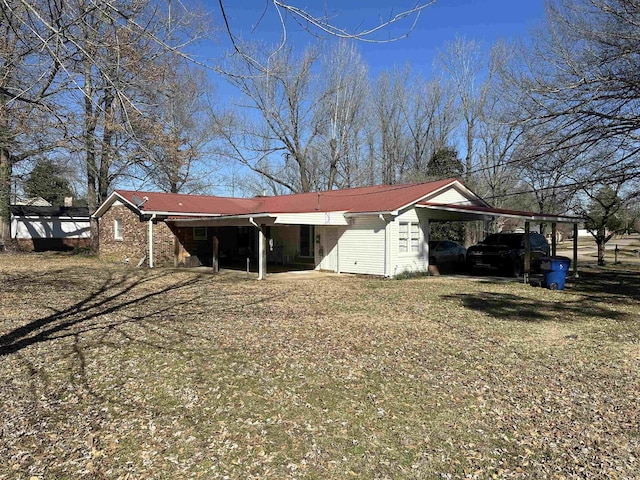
[10,205,91,252]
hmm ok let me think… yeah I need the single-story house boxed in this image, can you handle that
[10,205,91,252]
[93,178,582,279]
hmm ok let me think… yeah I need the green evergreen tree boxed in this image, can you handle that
[426,147,464,180]
[427,147,465,243]
[25,160,72,206]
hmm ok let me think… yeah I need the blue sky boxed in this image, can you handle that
[209,0,547,77]
[154,1,549,196]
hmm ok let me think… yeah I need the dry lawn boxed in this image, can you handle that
[1,254,639,479]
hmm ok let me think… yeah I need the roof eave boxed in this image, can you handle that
[92,191,139,219]
[418,204,583,223]
[344,210,397,217]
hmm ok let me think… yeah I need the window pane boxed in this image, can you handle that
[399,223,409,252]
[411,223,420,251]
[114,219,122,240]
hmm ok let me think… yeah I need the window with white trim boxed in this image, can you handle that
[399,221,421,253]
[114,218,123,240]
[411,223,420,252]
[399,222,409,252]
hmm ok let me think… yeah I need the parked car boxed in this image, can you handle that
[466,232,550,276]
[428,240,467,269]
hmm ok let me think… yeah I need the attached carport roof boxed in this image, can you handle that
[417,202,583,224]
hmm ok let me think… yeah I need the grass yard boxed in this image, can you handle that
[1,254,639,479]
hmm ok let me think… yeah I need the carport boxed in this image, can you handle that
[168,213,341,280]
[168,215,274,279]
[417,202,584,283]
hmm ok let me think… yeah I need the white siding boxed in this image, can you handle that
[389,208,429,276]
[274,212,348,225]
[338,216,387,276]
[426,184,479,206]
[316,226,346,272]
[11,217,91,239]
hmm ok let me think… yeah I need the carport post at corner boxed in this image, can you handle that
[417,203,583,283]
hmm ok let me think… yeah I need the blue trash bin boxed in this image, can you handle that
[540,256,572,290]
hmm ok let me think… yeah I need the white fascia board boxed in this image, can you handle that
[12,215,90,220]
[146,211,222,218]
[418,204,583,223]
[419,204,516,219]
[343,211,397,217]
[92,191,137,218]
[411,180,491,210]
[273,211,349,225]
[168,214,272,227]
[530,214,583,224]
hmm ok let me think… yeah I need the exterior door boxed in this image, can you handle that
[318,226,341,272]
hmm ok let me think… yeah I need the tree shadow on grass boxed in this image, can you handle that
[0,265,295,438]
[0,268,291,357]
[0,270,203,356]
[442,291,628,323]
[573,267,640,303]
[445,266,640,323]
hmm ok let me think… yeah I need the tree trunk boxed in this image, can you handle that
[0,92,11,243]
[0,146,10,243]
[597,238,606,266]
[84,60,99,254]
[98,89,115,204]
[297,154,311,192]
[327,139,338,190]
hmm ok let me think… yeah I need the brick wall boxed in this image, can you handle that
[152,221,176,267]
[16,238,91,252]
[99,204,147,264]
[99,203,182,267]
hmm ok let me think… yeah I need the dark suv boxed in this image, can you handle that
[466,232,550,277]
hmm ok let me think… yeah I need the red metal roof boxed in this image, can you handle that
[116,191,259,215]
[115,178,458,216]
[418,202,583,222]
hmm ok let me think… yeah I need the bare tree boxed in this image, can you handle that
[3,0,210,251]
[400,75,457,182]
[437,37,498,186]
[573,169,639,265]
[217,1,435,68]
[514,131,578,220]
[518,0,640,182]
[371,68,410,184]
[216,43,326,193]
[0,0,66,242]
[132,58,217,193]
[474,42,524,210]
[314,41,369,190]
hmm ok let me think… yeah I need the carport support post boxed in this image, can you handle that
[258,225,267,280]
[212,236,219,273]
[524,221,531,284]
[551,222,557,256]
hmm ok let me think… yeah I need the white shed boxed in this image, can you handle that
[10,205,91,251]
